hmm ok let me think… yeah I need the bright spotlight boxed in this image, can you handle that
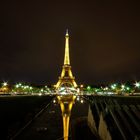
[80,99,84,103]
[135,82,140,88]
[3,82,8,86]
[53,100,56,103]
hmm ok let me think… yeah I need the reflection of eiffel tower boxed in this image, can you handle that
[57,95,76,140]
[55,30,77,89]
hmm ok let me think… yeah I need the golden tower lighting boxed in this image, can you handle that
[55,30,77,89]
[57,95,76,140]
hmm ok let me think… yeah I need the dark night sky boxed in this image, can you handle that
[0,0,140,85]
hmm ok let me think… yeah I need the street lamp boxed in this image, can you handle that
[3,82,8,86]
[111,84,117,90]
[121,84,125,90]
[134,82,140,88]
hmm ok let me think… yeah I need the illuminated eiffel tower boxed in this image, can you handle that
[55,30,77,89]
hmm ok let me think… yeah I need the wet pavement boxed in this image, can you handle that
[13,96,89,140]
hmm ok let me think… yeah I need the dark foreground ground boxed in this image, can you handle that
[0,95,54,140]
[1,95,139,140]
[0,95,95,140]
[13,96,93,140]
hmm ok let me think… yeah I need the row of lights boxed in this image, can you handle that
[84,82,140,94]
[1,81,140,94]
[0,82,51,94]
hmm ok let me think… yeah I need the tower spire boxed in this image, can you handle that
[64,29,70,65]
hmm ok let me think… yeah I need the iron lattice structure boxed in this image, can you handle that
[55,30,77,89]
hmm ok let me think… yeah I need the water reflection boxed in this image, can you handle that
[57,95,76,140]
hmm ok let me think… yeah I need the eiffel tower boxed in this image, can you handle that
[55,30,77,90]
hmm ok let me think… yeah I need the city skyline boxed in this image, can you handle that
[1,1,140,85]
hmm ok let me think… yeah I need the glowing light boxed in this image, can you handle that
[3,82,8,86]
[23,86,27,89]
[134,82,140,88]
[104,87,108,90]
[121,84,125,90]
[53,100,56,103]
[39,93,42,96]
[41,89,44,92]
[80,84,84,88]
[126,87,130,91]
[77,96,80,101]
[95,89,98,92]
[87,86,91,90]
[16,84,19,88]
[77,88,80,93]
[80,99,84,103]
[111,86,115,89]
[30,87,33,90]
[111,84,117,90]
[19,83,22,86]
